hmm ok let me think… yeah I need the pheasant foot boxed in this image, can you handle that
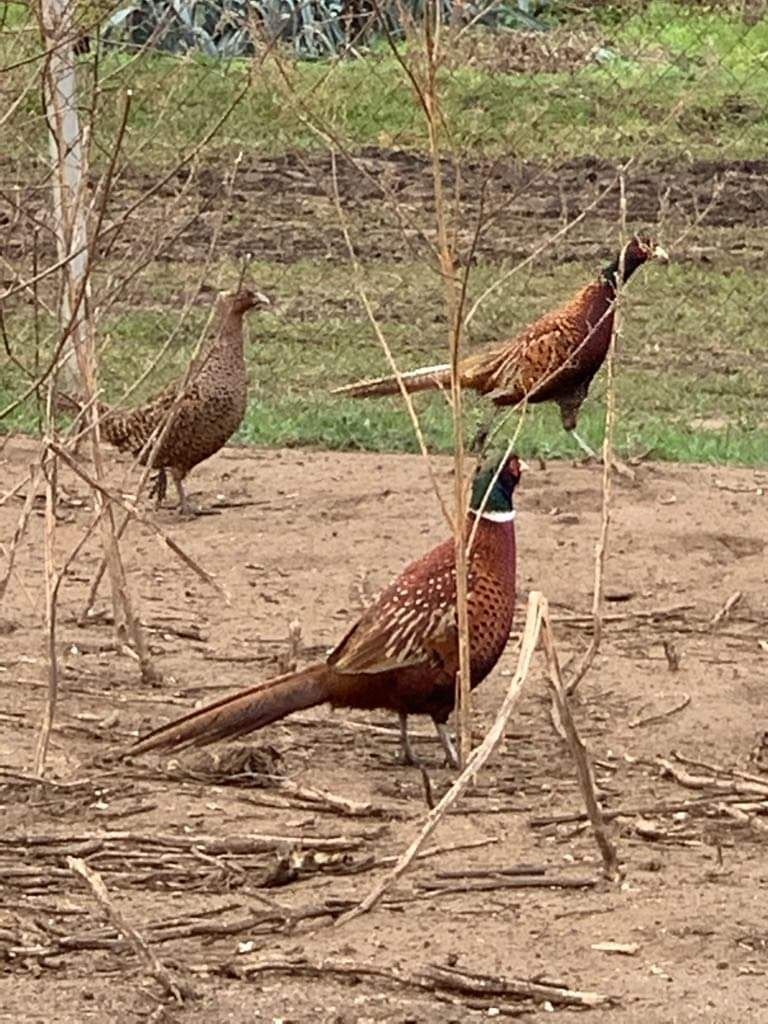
[172,474,201,516]
[397,712,422,766]
[570,432,636,482]
[607,457,637,482]
[176,495,202,517]
[570,429,598,459]
[434,721,460,769]
[149,468,168,508]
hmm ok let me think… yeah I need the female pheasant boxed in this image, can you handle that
[97,287,270,514]
[129,452,523,768]
[333,236,668,455]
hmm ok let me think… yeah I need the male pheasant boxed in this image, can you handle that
[96,287,269,514]
[333,236,668,455]
[129,452,523,768]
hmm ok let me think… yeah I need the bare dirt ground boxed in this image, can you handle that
[2,436,767,1022]
[4,154,766,276]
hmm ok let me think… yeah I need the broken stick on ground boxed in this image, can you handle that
[67,856,196,1003]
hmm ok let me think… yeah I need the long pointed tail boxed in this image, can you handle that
[55,391,114,420]
[55,392,117,429]
[55,393,151,457]
[129,664,331,756]
[332,363,452,399]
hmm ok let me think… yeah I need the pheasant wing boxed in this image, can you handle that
[101,375,200,454]
[329,539,457,675]
[484,315,588,401]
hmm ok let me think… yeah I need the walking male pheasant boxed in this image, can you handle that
[95,287,269,514]
[129,452,523,768]
[334,236,668,455]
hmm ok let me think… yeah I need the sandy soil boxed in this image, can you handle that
[1,436,768,1022]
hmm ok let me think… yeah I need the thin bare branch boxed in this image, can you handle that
[565,171,628,696]
[68,856,194,1003]
[540,604,620,880]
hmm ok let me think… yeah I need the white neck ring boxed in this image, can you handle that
[478,509,516,523]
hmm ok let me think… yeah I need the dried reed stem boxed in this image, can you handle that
[0,462,41,608]
[327,151,452,529]
[34,435,59,776]
[417,1,473,767]
[565,170,628,697]
[540,602,620,880]
[38,9,156,682]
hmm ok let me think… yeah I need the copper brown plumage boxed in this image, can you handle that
[98,288,269,514]
[333,236,668,454]
[128,453,523,768]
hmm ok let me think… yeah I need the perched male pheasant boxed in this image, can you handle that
[129,452,523,768]
[334,236,668,455]
[97,287,269,514]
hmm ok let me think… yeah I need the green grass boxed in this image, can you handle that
[3,2,768,164]
[2,2,767,466]
[3,252,767,466]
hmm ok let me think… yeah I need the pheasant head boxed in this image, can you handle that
[603,235,669,288]
[218,287,271,317]
[470,452,524,521]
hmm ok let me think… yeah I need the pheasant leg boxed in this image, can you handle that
[434,721,460,769]
[149,468,168,508]
[569,429,599,459]
[397,712,422,766]
[570,431,636,481]
[171,470,199,517]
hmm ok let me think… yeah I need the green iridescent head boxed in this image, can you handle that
[470,453,524,515]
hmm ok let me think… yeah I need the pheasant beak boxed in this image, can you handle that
[254,292,272,307]
[518,458,531,472]
[651,243,670,264]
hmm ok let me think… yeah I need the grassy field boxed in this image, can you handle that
[4,3,767,163]
[4,247,767,464]
[2,1,767,465]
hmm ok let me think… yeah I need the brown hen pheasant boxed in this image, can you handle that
[334,236,668,455]
[129,452,523,768]
[98,288,269,514]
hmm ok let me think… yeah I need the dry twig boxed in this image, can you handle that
[710,590,743,629]
[50,442,228,601]
[541,603,620,880]
[565,171,629,697]
[0,462,40,608]
[628,693,690,728]
[68,856,194,1002]
[227,956,615,1011]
